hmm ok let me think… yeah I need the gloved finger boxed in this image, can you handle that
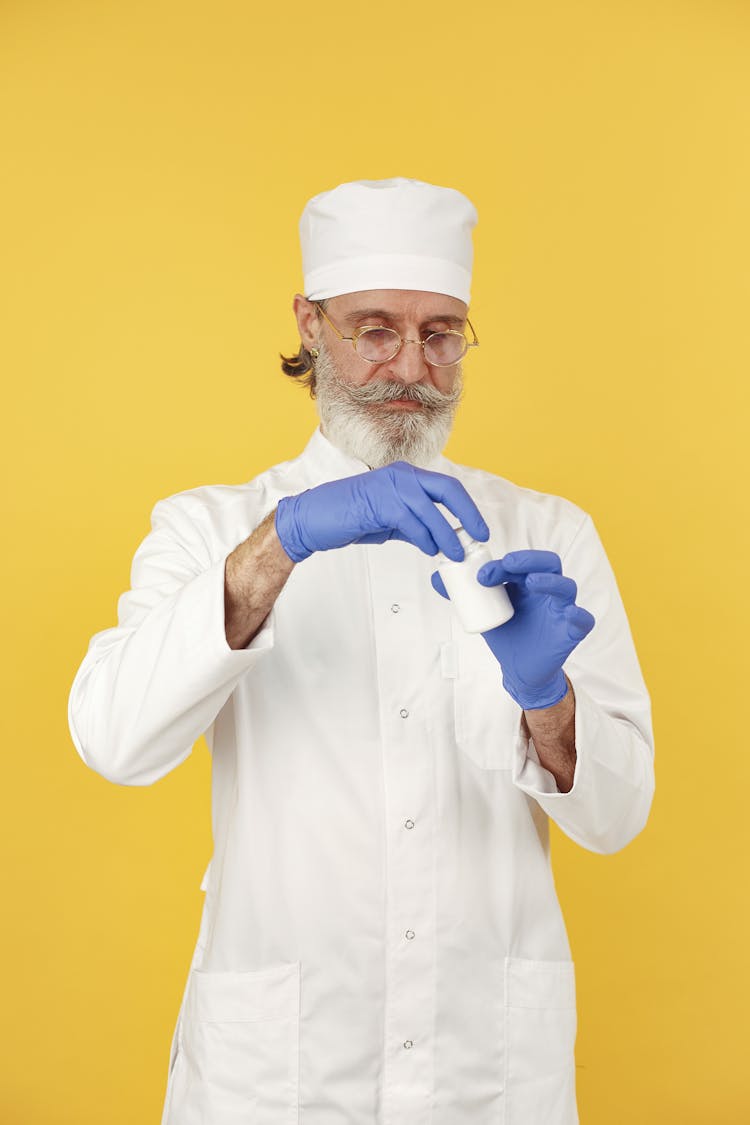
[476,559,515,586]
[525,573,578,604]
[564,604,596,640]
[354,529,393,545]
[500,550,563,575]
[390,508,441,557]
[397,470,466,561]
[409,464,490,544]
[430,570,450,599]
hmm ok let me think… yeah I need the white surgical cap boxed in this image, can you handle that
[299,177,478,305]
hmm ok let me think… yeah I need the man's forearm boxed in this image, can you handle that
[224,507,296,650]
[521,673,577,792]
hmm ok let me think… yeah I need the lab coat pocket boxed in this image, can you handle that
[173,959,301,1125]
[161,1041,191,1125]
[446,627,518,770]
[504,956,578,1125]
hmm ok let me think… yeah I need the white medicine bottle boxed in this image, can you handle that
[437,527,515,634]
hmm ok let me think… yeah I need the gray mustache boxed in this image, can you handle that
[339,378,462,407]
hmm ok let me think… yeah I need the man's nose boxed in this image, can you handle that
[384,337,430,383]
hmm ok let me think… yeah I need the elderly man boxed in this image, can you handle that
[68,177,655,1125]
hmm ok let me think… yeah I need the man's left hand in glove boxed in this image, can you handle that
[431,549,596,710]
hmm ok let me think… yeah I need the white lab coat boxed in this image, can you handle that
[68,424,655,1125]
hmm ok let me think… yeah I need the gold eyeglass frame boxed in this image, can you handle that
[311,301,479,367]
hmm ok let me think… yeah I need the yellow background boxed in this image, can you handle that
[2,0,748,1120]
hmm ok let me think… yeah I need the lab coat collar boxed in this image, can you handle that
[302,423,451,482]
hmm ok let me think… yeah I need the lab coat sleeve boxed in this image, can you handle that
[67,494,276,786]
[510,513,655,855]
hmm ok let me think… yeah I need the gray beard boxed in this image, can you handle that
[312,337,464,469]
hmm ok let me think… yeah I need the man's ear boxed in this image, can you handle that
[293,293,321,353]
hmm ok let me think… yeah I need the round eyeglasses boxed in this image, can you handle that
[312,302,479,367]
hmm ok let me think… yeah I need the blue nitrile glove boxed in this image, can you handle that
[431,549,596,709]
[275,461,490,563]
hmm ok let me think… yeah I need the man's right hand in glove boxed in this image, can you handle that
[274,461,490,563]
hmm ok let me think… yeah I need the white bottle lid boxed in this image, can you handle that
[455,526,477,554]
[439,525,479,563]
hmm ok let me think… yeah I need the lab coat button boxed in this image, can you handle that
[391,603,400,613]
[405,819,414,829]
[400,708,409,718]
[405,929,415,939]
[404,1039,413,1049]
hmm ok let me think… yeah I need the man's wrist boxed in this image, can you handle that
[520,674,577,793]
[224,508,296,649]
[503,668,568,711]
[275,493,311,563]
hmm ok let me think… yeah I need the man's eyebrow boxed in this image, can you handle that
[342,307,466,327]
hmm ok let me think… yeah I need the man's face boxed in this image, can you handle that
[293,289,467,469]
